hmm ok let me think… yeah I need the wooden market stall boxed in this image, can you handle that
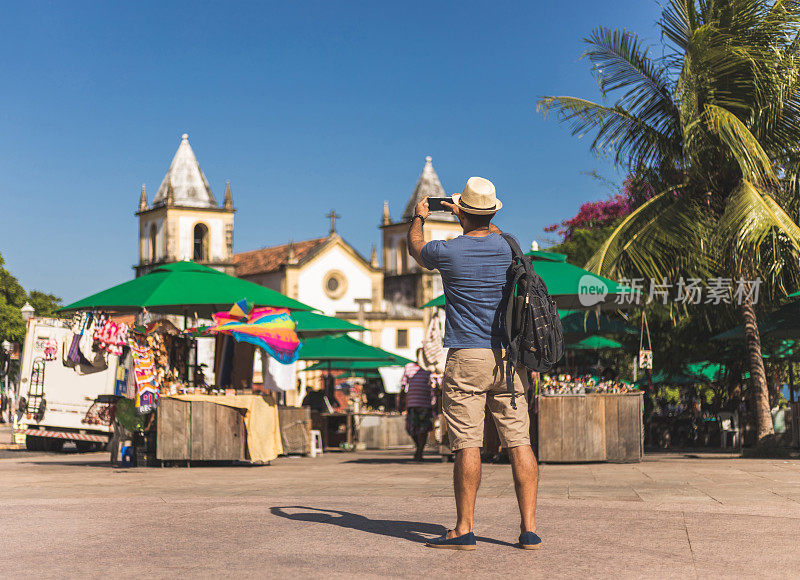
[354,412,407,449]
[300,336,414,450]
[537,393,643,463]
[435,392,644,463]
[310,410,408,451]
[155,393,283,463]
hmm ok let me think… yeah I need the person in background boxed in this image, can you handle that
[402,349,436,462]
[301,385,328,413]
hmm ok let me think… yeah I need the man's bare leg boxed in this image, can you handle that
[449,447,481,538]
[509,445,538,533]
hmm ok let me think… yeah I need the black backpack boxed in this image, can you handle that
[501,234,564,409]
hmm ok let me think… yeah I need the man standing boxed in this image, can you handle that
[407,176,541,551]
[401,349,436,462]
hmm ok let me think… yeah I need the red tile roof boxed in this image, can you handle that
[235,237,328,277]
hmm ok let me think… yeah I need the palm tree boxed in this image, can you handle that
[539,0,800,445]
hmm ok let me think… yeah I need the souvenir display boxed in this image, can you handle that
[130,332,159,414]
[95,317,129,356]
[64,311,129,368]
[541,374,635,395]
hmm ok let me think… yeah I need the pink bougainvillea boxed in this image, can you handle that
[546,174,655,242]
[545,194,631,240]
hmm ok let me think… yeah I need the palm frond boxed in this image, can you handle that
[660,0,694,53]
[703,104,777,184]
[584,28,679,130]
[537,96,679,170]
[716,180,800,265]
[584,185,709,282]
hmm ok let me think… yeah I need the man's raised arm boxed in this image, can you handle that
[407,197,430,268]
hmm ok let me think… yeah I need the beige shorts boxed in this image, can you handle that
[442,348,531,451]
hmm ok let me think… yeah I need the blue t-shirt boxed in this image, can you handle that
[421,233,512,349]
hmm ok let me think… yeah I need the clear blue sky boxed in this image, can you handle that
[0,1,663,303]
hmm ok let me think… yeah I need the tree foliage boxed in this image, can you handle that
[0,252,62,342]
[540,0,800,291]
[539,0,800,444]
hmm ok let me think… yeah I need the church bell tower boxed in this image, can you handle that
[135,134,236,276]
[381,156,462,307]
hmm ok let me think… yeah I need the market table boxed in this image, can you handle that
[537,392,643,463]
[353,412,408,449]
[156,394,283,463]
[311,410,354,450]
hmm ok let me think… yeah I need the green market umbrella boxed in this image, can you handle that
[559,310,635,338]
[60,261,312,318]
[565,336,624,350]
[337,370,380,379]
[291,311,366,337]
[422,250,638,310]
[421,295,446,308]
[525,250,638,310]
[636,361,724,385]
[303,356,412,372]
[297,334,404,362]
[297,335,412,400]
[714,338,798,361]
[761,339,797,360]
[180,309,366,339]
[711,300,800,341]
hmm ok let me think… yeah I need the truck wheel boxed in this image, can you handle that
[26,435,43,451]
[44,438,64,452]
[75,441,94,453]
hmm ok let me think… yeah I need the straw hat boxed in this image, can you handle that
[451,176,502,215]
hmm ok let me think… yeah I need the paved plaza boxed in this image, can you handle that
[1,426,799,578]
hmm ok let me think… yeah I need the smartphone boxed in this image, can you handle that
[427,197,452,212]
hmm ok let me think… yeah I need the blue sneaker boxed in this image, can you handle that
[518,531,542,550]
[425,531,477,551]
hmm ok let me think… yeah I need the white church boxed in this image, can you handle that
[136,135,462,363]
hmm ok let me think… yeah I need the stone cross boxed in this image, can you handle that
[326,209,340,234]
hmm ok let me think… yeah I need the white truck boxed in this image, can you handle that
[15,317,126,452]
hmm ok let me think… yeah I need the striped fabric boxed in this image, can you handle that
[402,363,432,408]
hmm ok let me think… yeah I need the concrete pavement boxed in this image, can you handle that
[0,435,798,578]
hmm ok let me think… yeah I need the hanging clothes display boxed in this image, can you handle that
[94,317,129,356]
[421,313,446,373]
[65,312,88,364]
[75,313,107,368]
[210,304,302,365]
[130,333,160,414]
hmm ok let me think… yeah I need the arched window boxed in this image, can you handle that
[193,223,209,261]
[149,224,158,262]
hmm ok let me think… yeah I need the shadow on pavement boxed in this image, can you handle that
[270,505,515,547]
[342,457,431,465]
[23,459,111,468]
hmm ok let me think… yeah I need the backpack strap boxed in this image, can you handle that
[500,233,531,411]
[504,267,525,410]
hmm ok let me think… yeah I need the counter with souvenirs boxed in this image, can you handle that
[303,375,409,451]
[96,316,283,467]
[536,372,643,463]
[539,373,637,396]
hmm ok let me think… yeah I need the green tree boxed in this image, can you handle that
[539,0,800,445]
[0,254,26,342]
[549,226,617,266]
[0,253,62,342]
[27,291,62,318]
